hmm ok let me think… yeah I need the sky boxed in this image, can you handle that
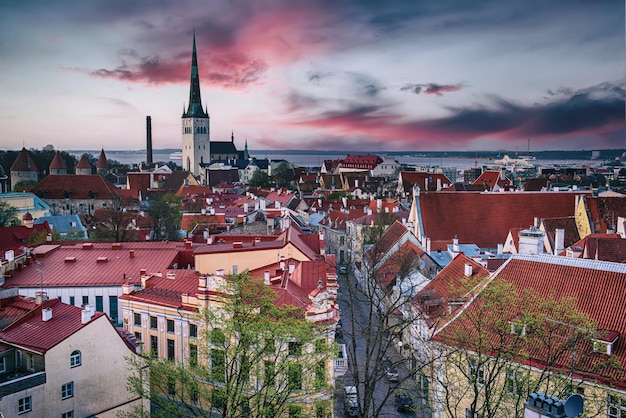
[0,0,624,153]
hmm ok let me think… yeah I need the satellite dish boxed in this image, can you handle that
[564,394,584,417]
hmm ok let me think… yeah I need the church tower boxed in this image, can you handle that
[181,31,210,178]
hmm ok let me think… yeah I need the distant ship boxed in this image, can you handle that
[492,154,535,171]
[169,151,183,160]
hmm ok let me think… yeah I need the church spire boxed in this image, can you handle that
[184,29,208,118]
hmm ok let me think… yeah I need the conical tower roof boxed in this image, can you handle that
[49,151,67,170]
[76,155,92,169]
[183,30,209,119]
[10,148,38,172]
[96,148,108,169]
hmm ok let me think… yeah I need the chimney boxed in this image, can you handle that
[289,263,295,274]
[146,116,153,164]
[497,243,503,255]
[198,276,207,290]
[452,236,459,253]
[464,263,473,277]
[42,307,52,322]
[426,238,431,253]
[129,249,135,258]
[534,217,541,228]
[35,291,48,305]
[279,256,285,271]
[81,305,94,324]
[518,228,545,255]
[264,270,270,285]
[436,178,442,191]
[554,228,565,255]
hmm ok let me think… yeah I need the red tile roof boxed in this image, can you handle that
[417,191,589,248]
[49,151,67,170]
[0,296,39,330]
[339,154,383,170]
[0,223,51,253]
[76,155,92,170]
[10,148,38,172]
[4,242,185,289]
[375,241,426,290]
[0,299,106,354]
[434,255,626,390]
[96,149,108,169]
[30,174,121,200]
[120,269,202,311]
[585,196,626,234]
[400,171,453,193]
[472,170,512,190]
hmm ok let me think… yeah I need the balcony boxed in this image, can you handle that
[334,343,348,377]
[0,371,46,397]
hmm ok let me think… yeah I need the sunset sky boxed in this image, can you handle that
[0,0,623,152]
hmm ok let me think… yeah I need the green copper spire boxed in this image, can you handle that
[184,29,208,118]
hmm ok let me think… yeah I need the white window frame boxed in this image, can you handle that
[510,321,527,336]
[28,355,35,371]
[16,350,23,368]
[504,368,523,396]
[18,396,32,414]
[62,411,74,418]
[0,356,5,373]
[62,381,74,399]
[70,350,81,368]
[608,394,626,418]
[468,358,484,385]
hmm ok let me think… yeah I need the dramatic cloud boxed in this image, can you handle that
[401,83,464,96]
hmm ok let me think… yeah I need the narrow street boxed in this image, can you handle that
[334,269,421,418]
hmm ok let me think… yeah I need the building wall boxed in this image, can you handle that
[0,193,50,219]
[1,315,145,418]
[10,170,38,190]
[194,243,314,275]
[19,287,123,326]
[47,198,116,216]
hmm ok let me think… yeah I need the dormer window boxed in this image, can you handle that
[593,330,619,355]
[510,321,527,337]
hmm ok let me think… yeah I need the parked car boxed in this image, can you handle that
[395,392,415,412]
[385,366,399,382]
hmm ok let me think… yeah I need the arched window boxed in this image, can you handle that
[70,350,81,367]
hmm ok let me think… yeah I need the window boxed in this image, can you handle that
[82,296,88,306]
[264,361,275,387]
[211,328,225,346]
[189,323,197,338]
[62,381,74,399]
[288,363,303,390]
[316,403,329,418]
[468,358,484,385]
[240,355,251,385]
[417,372,430,401]
[133,313,141,326]
[70,350,81,367]
[95,296,103,312]
[62,411,74,418]
[167,339,175,361]
[288,341,302,356]
[608,394,626,418]
[190,381,199,402]
[0,357,5,373]
[16,350,23,368]
[18,396,31,414]
[167,376,176,395]
[190,344,198,367]
[167,319,175,333]
[150,335,158,358]
[109,296,118,324]
[465,409,477,418]
[28,356,35,371]
[504,368,523,396]
[593,339,613,355]
[211,349,225,382]
[134,332,142,341]
[314,360,326,388]
[69,296,75,306]
[150,316,157,329]
[288,405,303,418]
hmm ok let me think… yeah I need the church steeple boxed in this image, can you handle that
[184,30,208,118]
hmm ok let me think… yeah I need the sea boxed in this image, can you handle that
[69,149,611,173]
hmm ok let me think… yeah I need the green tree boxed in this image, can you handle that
[0,201,18,226]
[250,170,271,187]
[148,193,182,241]
[272,162,294,189]
[121,273,335,418]
[434,278,601,418]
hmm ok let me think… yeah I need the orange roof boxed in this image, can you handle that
[10,148,38,172]
[434,255,626,390]
[30,174,120,200]
[49,151,67,170]
[472,170,512,189]
[96,149,108,169]
[416,191,589,248]
[76,155,92,169]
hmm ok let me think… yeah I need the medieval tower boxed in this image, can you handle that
[181,31,210,177]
